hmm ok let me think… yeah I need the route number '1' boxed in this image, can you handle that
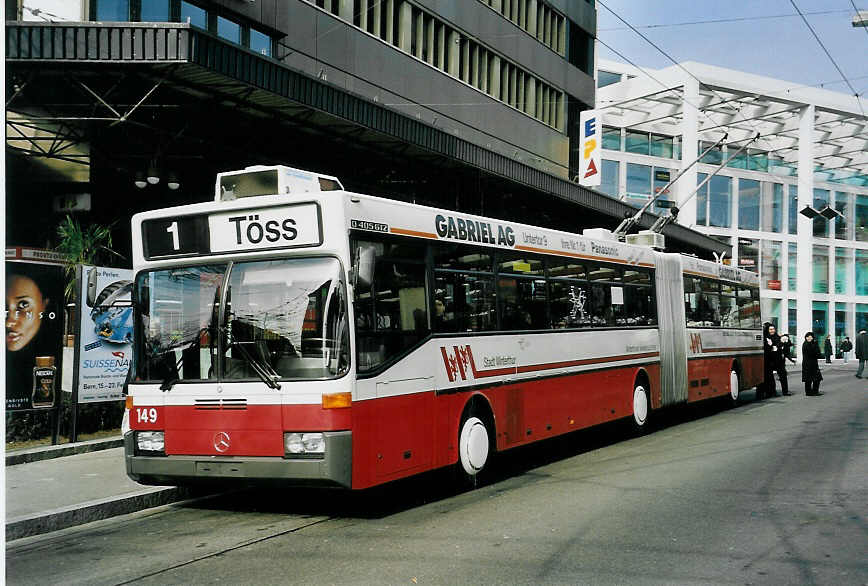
[136,407,158,424]
[166,221,179,250]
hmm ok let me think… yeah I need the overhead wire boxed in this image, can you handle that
[599,8,853,32]
[849,0,868,40]
[789,0,866,117]
[596,0,777,153]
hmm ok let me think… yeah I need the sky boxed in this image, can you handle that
[596,0,868,98]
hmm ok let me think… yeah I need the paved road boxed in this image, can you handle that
[8,365,868,585]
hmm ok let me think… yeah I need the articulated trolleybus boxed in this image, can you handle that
[124,165,763,489]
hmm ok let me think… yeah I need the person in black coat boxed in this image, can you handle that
[823,335,833,364]
[802,332,823,396]
[762,323,789,397]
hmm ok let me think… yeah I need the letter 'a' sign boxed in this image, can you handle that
[209,203,321,253]
[579,109,601,187]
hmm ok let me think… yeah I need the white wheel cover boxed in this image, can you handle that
[459,417,489,476]
[633,386,648,426]
[729,371,739,401]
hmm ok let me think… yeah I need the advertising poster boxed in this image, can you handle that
[579,109,601,187]
[76,265,134,403]
[5,261,65,411]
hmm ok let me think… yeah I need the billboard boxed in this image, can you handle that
[579,109,601,187]
[75,266,133,403]
[5,261,65,410]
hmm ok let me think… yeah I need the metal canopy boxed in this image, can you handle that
[598,61,868,184]
[5,22,729,257]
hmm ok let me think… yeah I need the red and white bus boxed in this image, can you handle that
[123,165,763,489]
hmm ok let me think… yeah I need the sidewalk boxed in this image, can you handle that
[5,439,194,541]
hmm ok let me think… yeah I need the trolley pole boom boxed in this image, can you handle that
[613,133,728,239]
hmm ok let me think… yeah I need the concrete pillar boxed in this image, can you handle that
[491,56,501,98]
[447,30,459,76]
[397,2,412,52]
[491,0,502,12]
[426,18,434,64]
[359,0,369,30]
[373,0,381,37]
[527,0,537,37]
[337,0,352,22]
[526,76,536,117]
[797,104,815,341]
[437,24,445,69]
[385,0,394,44]
[414,9,423,58]
[678,77,699,227]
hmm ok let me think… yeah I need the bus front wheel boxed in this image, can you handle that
[725,370,740,408]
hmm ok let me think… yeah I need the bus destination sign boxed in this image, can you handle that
[209,203,322,253]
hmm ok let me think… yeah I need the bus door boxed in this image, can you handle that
[654,254,688,406]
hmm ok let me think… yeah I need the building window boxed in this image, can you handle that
[652,169,674,211]
[597,70,621,88]
[696,173,708,226]
[727,144,747,169]
[699,141,723,165]
[812,301,828,337]
[761,298,780,329]
[761,240,781,290]
[788,299,797,337]
[625,163,651,206]
[835,303,847,344]
[96,0,130,20]
[625,130,649,155]
[834,192,850,240]
[738,178,760,231]
[180,1,206,27]
[600,159,619,198]
[250,28,272,56]
[601,126,621,150]
[812,245,829,293]
[788,184,798,235]
[787,242,797,291]
[856,195,868,242]
[857,304,868,333]
[835,248,851,295]
[813,188,830,238]
[749,149,768,172]
[709,175,732,228]
[856,250,868,295]
[650,134,673,158]
[738,237,758,273]
[217,15,241,43]
[761,183,783,233]
[140,0,169,21]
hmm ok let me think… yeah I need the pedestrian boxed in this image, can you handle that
[856,329,867,379]
[823,334,833,364]
[762,323,789,397]
[802,332,823,396]
[780,333,796,365]
[840,336,852,364]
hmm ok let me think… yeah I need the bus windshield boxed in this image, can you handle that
[134,257,350,384]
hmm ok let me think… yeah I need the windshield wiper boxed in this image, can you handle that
[230,341,282,390]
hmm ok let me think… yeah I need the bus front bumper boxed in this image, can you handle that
[124,431,352,488]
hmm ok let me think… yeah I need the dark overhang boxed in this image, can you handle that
[5,21,728,257]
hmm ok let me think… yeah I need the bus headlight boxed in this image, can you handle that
[284,432,325,457]
[136,431,165,455]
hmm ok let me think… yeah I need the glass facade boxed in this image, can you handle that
[625,163,651,205]
[762,297,780,328]
[625,130,649,155]
[813,188,830,237]
[857,249,868,295]
[761,183,783,233]
[597,71,621,88]
[788,184,798,235]
[834,192,850,240]
[857,195,868,242]
[857,304,868,333]
[788,242,797,291]
[600,159,619,198]
[761,240,782,290]
[180,1,206,27]
[812,301,829,337]
[650,134,673,158]
[699,141,723,165]
[738,238,758,273]
[812,245,829,293]
[217,15,241,43]
[788,299,797,337]
[250,28,272,56]
[738,178,760,230]
[709,175,731,228]
[834,248,850,295]
[602,126,621,150]
[835,302,847,346]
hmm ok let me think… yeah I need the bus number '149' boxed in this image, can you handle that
[136,408,158,424]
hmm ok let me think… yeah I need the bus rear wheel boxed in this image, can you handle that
[456,414,492,488]
[630,383,650,433]
[725,370,740,408]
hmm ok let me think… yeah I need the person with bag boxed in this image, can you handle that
[840,336,852,364]
[802,332,823,396]
[762,323,790,397]
[780,333,796,365]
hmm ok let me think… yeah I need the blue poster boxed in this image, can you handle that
[77,265,133,403]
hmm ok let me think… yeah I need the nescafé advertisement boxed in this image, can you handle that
[76,265,133,403]
[5,261,65,410]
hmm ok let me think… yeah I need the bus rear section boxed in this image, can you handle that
[124,255,355,488]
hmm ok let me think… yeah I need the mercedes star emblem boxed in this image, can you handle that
[213,431,231,453]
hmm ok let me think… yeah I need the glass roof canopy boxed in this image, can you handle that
[597,60,868,186]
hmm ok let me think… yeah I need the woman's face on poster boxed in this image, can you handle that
[6,275,46,352]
